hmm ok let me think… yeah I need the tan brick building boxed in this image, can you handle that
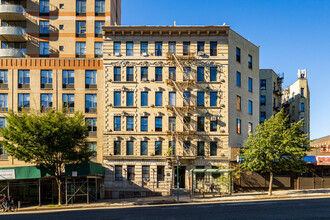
[0,0,121,167]
[102,25,259,198]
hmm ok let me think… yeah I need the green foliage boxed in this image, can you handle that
[242,109,310,175]
[0,110,94,178]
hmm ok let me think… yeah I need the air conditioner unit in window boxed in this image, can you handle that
[142,78,148,82]
[115,52,121,57]
[142,52,148,57]
[198,51,205,56]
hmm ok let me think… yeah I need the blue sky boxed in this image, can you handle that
[122,0,330,140]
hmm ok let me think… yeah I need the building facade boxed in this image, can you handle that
[259,69,283,122]
[282,69,310,137]
[102,25,259,198]
[0,0,121,166]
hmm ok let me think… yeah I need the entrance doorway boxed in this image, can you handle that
[174,166,186,188]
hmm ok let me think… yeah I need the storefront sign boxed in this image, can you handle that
[320,147,330,153]
[0,169,15,180]
[316,156,330,165]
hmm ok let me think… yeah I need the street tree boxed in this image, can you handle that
[0,110,94,205]
[241,110,310,195]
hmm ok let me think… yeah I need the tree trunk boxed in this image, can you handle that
[268,172,273,196]
[55,178,62,205]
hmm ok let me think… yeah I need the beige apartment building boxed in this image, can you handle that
[0,0,121,167]
[282,69,310,137]
[101,25,259,198]
[259,69,283,122]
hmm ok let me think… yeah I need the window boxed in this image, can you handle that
[18,70,30,88]
[197,117,205,132]
[141,92,148,106]
[95,0,105,14]
[237,119,241,134]
[0,118,6,129]
[183,42,190,55]
[126,92,133,106]
[76,0,86,15]
[0,144,7,156]
[18,93,30,112]
[236,72,241,87]
[114,67,121,81]
[141,42,148,55]
[169,92,176,106]
[142,166,150,181]
[114,42,121,54]
[126,141,133,155]
[197,142,205,156]
[95,42,103,57]
[197,42,204,53]
[40,0,49,14]
[210,67,217,82]
[59,4,64,9]
[210,42,217,56]
[141,141,148,155]
[155,117,162,131]
[41,70,52,88]
[41,94,52,109]
[114,91,121,106]
[183,67,191,81]
[115,165,122,181]
[114,116,121,131]
[59,25,64,30]
[114,141,121,155]
[86,70,97,88]
[210,142,217,156]
[141,67,148,81]
[62,94,74,110]
[87,142,97,156]
[301,103,305,112]
[260,79,266,90]
[60,46,64,51]
[86,118,97,133]
[248,100,253,115]
[197,92,204,106]
[183,117,191,131]
[260,112,266,123]
[168,42,176,55]
[248,55,252,69]
[155,42,162,56]
[85,94,97,113]
[0,70,8,85]
[155,67,162,81]
[236,96,241,111]
[183,92,190,106]
[0,94,7,110]
[62,70,74,88]
[260,95,266,105]
[76,21,86,37]
[157,166,165,181]
[169,141,176,156]
[197,67,204,82]
[141,117,148,131]
[155,92,162,106]
[95,21,105,37]
[127,166,135,181]
[236,47,241,62]
[183,141,190,150]
[301,88,304,97]
[126,67,133,81]
[126,116,134,131]
[155,141,162,156]
[126,42,133,56]
[76,42,86,57]
[210,92,217,107]
[210,120,217,132]
[40,21,49,36]
[169,117,176,131]
[248,77,253,92]
[39,42,49,56]
[169,67,176,81]
[248,122,253,134]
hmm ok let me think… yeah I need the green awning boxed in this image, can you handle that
[192,169,233,173]
[0,166,43,180]
[65,162,105,177]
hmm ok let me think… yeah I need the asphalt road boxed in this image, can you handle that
[2,197,330,220]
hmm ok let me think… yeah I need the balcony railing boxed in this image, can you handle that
[0,4,26,20]
[0,26,27,42]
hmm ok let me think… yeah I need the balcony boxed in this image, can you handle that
[0,4,26,20]
[0,48,25,58]
[0,26,26,42]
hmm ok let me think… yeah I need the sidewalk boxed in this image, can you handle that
[13,188,330,213]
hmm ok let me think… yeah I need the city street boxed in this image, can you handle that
[2,197,330,219]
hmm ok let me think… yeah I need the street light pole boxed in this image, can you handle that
[176,156,180,202]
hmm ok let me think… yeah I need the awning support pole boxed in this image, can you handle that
[38,179,41,206]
